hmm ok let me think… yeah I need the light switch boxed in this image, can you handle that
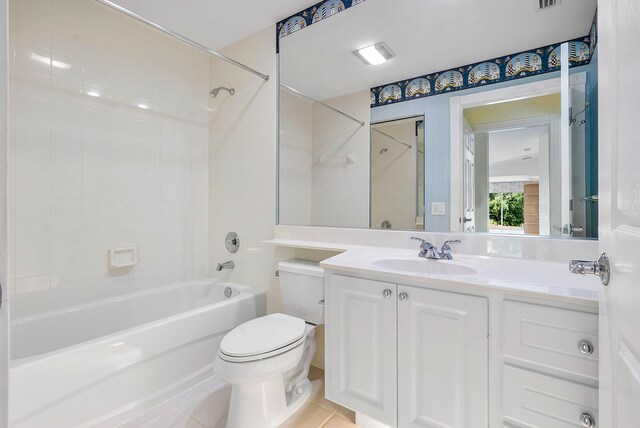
[431,202,446,216]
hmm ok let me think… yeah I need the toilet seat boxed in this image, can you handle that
[219,313,306,363]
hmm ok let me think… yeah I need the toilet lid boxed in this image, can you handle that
[220,313,306,358]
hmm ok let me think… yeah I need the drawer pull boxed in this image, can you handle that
[580,412,596,427]
[578,340,594,355]
[382,289,392,298]
[398,292,408,302]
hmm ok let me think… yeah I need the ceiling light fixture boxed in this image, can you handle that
[353,42,394,66]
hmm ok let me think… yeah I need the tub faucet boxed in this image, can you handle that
[216,261,235,271]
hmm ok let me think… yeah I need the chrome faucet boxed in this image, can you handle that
[411,237,461,260]
[439,239,462,260]
[216,260,235,271]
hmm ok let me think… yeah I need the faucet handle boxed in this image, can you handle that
[442,239,461,248]
[411,237,434,249]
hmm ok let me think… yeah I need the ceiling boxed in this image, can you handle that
[465,94,561,127]
[488,126,548,182]
[280,0,597,100]
[489,126,547,166]
[107,0,319,50]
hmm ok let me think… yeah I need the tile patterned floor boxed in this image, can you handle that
[120,367,358,428]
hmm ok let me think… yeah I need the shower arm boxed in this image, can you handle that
[97,0,269,81]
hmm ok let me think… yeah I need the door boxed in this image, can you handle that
[325,275,397,426]
[397,285,488,428]
[597,0,640,426]
[463,121,476,232]
[0,0,9,425]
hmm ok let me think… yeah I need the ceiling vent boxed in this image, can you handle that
[536,0,560,11]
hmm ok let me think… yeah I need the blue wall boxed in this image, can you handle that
[371,67,590,232]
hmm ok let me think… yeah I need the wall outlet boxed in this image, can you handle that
[431,202,446,216]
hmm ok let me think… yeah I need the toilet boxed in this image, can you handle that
[214,260,325,428]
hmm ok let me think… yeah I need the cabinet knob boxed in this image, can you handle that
[580,412,596,427]
[382,289,392,298]
[578,340,594,355]
[398,292,408,302]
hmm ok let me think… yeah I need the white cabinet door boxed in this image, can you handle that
[325,275,397,426]
[397,286,488,428]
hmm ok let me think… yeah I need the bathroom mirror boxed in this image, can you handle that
[370,116,425,231]
[277,0,598,238]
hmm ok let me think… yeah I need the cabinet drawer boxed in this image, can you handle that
[503,300,598,380]
[503,365,598,428]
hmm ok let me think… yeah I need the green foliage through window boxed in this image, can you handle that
[489,192,524,227]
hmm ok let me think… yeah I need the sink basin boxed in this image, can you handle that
[372,258,477,275]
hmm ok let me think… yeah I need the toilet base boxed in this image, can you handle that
[225,377,311,428]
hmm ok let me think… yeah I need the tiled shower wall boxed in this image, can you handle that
[8,0,210,313]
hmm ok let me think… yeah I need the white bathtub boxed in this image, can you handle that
[10,280,266,428]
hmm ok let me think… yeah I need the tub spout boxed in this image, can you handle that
[216,261,235,271]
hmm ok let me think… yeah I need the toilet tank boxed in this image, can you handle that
[278,259,325,325]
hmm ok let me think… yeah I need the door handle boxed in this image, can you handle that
[569,253,610,286]
[563,223,584,235]
[581,195,599,203]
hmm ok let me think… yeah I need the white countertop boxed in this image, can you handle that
[266,239,600,305]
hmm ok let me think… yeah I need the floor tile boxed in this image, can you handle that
[322,414,359,428]
[280,402,334,428]
[119,401,204,428]
[171,377,231,427]
[120,368,356,428]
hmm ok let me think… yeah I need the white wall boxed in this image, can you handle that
[8,0,210,315]
[311,90,369,228]
[538,132,551,234]
[474,133,489,233]
[371,120,419,230]
[208,25,279,304]
[278,89,312,225]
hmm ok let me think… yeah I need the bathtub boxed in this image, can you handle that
[10,280,266,428]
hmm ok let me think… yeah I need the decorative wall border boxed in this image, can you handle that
[276,0,367,53]
[370,37,593,108]
[274,0,599,107]
[370,9,599,108]
[589,10,598,54]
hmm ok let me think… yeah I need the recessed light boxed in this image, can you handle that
[353,42,394,66]
[86,90,101,98]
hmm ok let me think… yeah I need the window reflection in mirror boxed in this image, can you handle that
[461,88,597,239]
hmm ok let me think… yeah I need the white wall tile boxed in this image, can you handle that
[9,0,209,315]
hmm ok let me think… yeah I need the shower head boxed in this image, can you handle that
[209,86,235,98]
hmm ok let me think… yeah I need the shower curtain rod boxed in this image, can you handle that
[280,84,366,127]
[371,127,412,149]
[96,0,270,81]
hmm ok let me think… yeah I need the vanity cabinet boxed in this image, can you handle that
[501,300,599,428]
[326,274,488,428]
[325,275,398,425]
